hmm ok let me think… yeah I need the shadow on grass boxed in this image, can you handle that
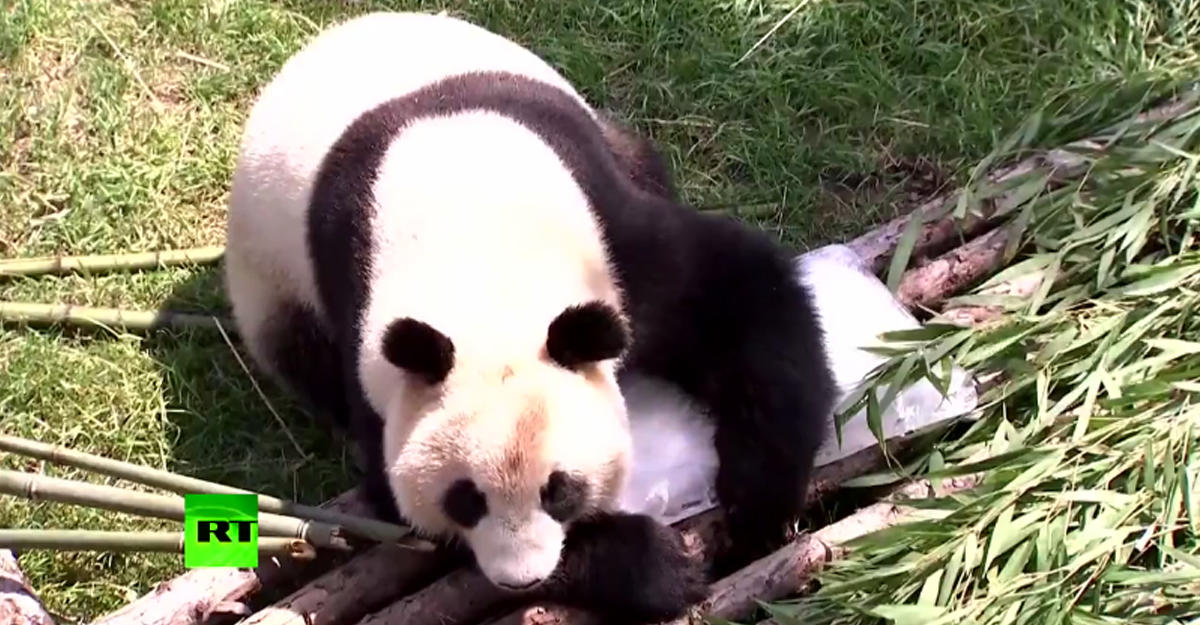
[144,263,356,506]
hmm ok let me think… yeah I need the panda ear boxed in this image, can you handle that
[382,318,456,384]
[546,301,628,370]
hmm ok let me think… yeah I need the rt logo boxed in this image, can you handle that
[184,494,258,568]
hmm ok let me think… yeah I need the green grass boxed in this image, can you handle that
[1,0,1197,622]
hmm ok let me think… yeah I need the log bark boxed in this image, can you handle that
[234,543,450,625]
[356,567,515,625]
[1,549,55,625]
[91,489,368,625]
[366,440,914,625]
[936,265,1048,327]
[667,475,981,625]
[895,226,1012,312]
[845,148,1085,275]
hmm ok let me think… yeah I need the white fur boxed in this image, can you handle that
[225,11,592,370]
[225,11,632,590]
[358,112,622,420]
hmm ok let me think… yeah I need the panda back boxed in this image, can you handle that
[225,11,592,320]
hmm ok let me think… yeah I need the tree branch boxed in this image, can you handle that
[1,549,55,625]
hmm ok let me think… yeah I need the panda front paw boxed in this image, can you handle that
[545,511,709,624]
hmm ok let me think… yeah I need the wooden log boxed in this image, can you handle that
[1,549,55,625]
[845,148,1085,275]
[358,440,913,625]
[234,543,451,625]
[489,475,981,625]
[895,226,1012,312]
[666,475,981,625]
[91,489,368,625]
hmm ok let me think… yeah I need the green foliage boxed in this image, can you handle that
[777,80,1200,625]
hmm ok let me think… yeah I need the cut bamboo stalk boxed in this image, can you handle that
[0,530,315,560]
[0,471,352,552]
[91,489,369,625]
[0,247,224,277]
[1,549,56,625]
[0,435,420,546]
[0,302,225,332]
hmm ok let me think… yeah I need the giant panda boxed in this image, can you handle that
[223,10,837,624]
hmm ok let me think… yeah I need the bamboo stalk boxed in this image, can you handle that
[1,549,55,625]
[91,488,371,625]
[0,247,224,277]
[0,530,316,560]
[0,470,352,552]
[0,435,421,547]
[0,302,225,331]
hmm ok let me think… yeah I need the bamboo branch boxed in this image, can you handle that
[0,531,316,560]
[0,247,224,277]
[1,549,55,625]
[0,435,421,547]
[91,489,369,625]
[0,471,352,552]
[0,302,225,332]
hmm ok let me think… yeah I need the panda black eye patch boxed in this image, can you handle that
[540,470,589,522]
[442,478,488,528]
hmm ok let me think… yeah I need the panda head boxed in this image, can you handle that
[380,300,633,591]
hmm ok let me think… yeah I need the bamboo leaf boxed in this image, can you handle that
[888,211,926,293]
[869,604,950,624]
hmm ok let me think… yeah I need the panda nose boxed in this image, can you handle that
[497,577,543,591]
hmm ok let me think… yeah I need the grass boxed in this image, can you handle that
[0,0,1197,622]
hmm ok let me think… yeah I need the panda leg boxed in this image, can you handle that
[256,301,350,429]
[597,111,678,201]
[706,335,836,576]
[542,511,708,625]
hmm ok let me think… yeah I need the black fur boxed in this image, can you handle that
[381,318,456,384]
[259,301,349,428]
[596,111,678,201]
[291,70,835,622]
[540,470,589,522]
[541,512,709,625]
[545,301,628,370]
[442,479,488,528]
